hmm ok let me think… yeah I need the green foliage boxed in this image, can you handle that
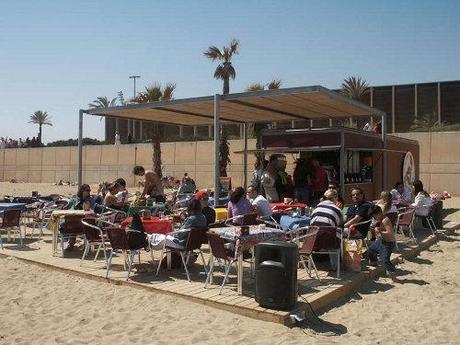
[204,39,239,94]
[46,138,107,147]
[341,76,369,100]
[409,113,456,132]
[88,96,118,108]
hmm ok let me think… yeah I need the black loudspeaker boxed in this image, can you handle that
[255,241,298,310]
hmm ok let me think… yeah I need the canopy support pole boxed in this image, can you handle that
[339,131,345,200]
[243,123,248,189]
[77,109,84,188]
[381,113,387,191]
[213,94,221,206]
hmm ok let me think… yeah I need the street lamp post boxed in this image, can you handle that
[129,75,141,139]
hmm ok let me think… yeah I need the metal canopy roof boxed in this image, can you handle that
[85,85,385,126]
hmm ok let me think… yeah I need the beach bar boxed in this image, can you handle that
[78,85,395,202]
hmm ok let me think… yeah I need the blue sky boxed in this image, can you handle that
[0,0,459,142]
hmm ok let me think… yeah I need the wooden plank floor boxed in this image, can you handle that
[0,225,445,325]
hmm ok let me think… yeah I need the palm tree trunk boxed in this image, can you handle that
[223,78,230,95]
[151,125,162,178]
[38,124,42,145]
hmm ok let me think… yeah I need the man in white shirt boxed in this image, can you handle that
[246,186,273,218]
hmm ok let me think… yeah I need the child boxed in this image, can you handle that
[368,205,397,276]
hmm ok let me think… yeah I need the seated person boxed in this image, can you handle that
[178,175,197,194]
[71,184,95,210]
[246,186,273,218]
[390,182,411,205]
[194,191,216,225]
[344,187,372,238]
[114,178,129,202]
[103,183,130,211]
[227,187,253,225]
[327,184,344,209]
[133,165,165,203]
[368,205,397,276]
[311,189,343,227]
[411,180,433,217]
[165,199,207,248]
[376,191,398,215]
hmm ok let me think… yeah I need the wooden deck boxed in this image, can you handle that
[0,222,457,325]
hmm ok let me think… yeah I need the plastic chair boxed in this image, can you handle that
[156,227,209,282]
[0,209,23,248]
[297,228,320,281]
[204,232,237,294]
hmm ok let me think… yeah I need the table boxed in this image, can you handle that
[127,203,167,217]
[214,208,228,221]
[49,210,87,255]
[120,216,173,234]
[280,215,310,231]
[210,225,285,295]
[0,203,27,211]
[271,202,307,213]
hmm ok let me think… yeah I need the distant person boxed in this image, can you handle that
[114,178,129,202]
[293,158,312,203]
[227,187,252,225]
[72,184,95,210]
[103,183,129,211]
[311,160,328,204]
[376,190,398,215]
[391,182,411,205]
[194,191,215,225]
[327,183,344,209]
[246,186,273,218]
[127,132,133,144]
[133,165,165,202]
[261,160,279,202]
[114,132,121,145]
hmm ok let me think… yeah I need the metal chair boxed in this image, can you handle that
[156,227,209,282]
[394,208,416,248]
[204,232,237,294]
[0,209,23,248]
[58,214,86,252]
[80,218,110,267]
[296,227,320,281]
[312,226,343,278]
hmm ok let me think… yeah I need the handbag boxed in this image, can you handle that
[343,239,363,272]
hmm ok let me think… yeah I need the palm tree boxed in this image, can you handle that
[245,80,283,170]
[29,111,52,145]
[341,76,369,100]
[341,76,369,128]
[133,83,177,177]
[88,96,118,108]
[203,39,239,95]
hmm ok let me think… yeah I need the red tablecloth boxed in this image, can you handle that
[271,202,307,211]
[120,216,173,234]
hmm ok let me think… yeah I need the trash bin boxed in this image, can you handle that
[255,241,298,310]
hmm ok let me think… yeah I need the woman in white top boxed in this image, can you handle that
[261,161,279,202]
[411,180,433,217]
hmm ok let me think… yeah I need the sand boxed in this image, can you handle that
[0,182,459,344]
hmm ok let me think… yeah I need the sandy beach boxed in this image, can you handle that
[0,182,459,344]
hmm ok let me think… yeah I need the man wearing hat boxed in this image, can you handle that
[195,190,216,225]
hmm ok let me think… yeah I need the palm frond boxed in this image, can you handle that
[29,110,52,126]
[245,83,265,92]
[214,65,225,80]
[267,79,282,89]
[229,39,239,55]
[227,64,236,80]
[341,76,369,100]
[203,46,223,61]
[161,83,176,101]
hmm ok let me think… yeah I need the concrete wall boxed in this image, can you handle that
[0,139,259,189]
[395,132,459,194]
[1,132,458,194]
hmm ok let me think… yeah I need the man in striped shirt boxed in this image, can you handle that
[310,189,344,227]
